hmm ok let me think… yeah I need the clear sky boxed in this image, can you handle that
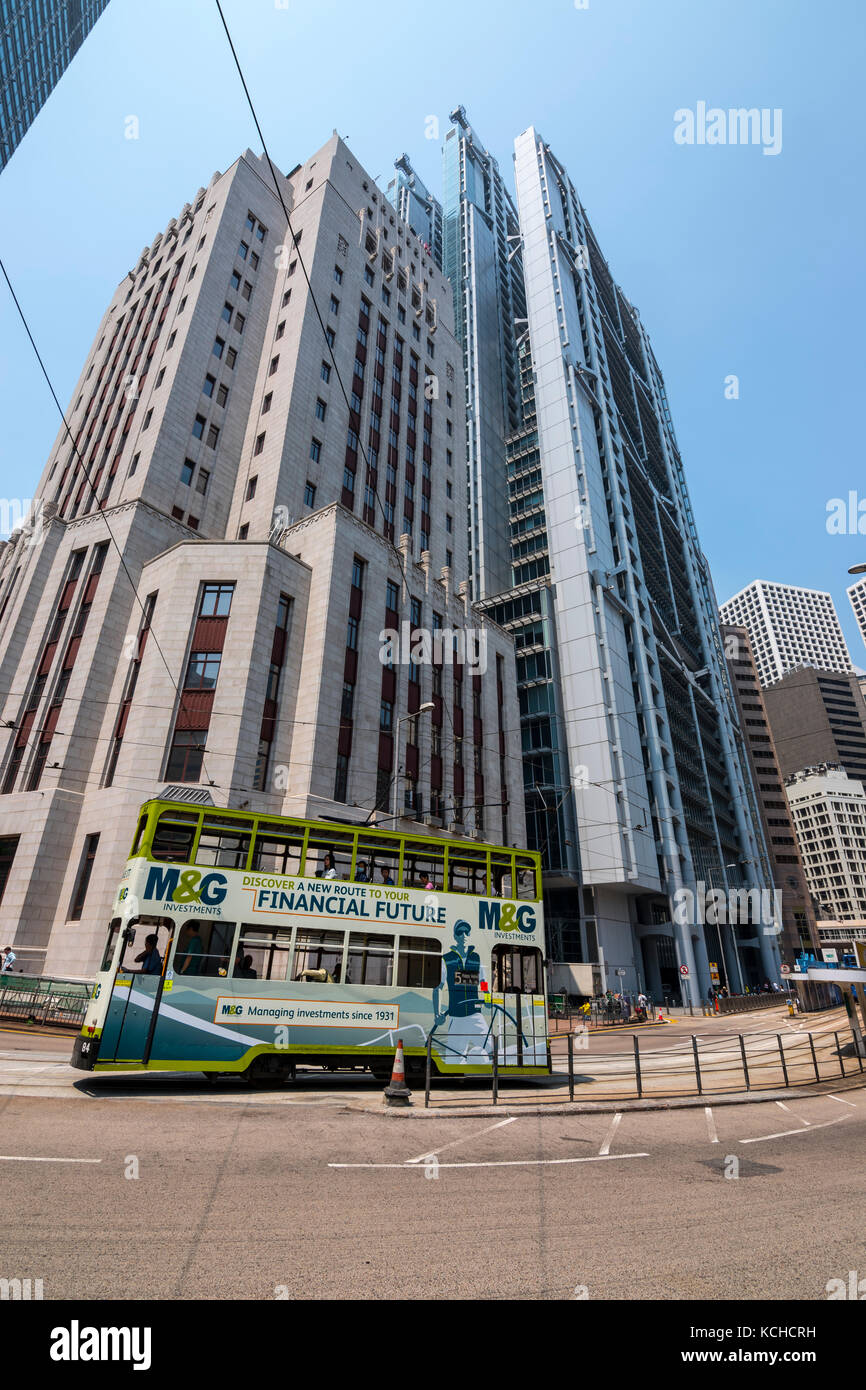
[1,0,864,658]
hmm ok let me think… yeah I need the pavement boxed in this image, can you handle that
[2,1082,865,1299]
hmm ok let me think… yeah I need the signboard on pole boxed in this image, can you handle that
[679,964,689,977]
[708,960,720,983]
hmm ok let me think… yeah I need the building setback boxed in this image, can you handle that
[785,766,866,922]
[847,575,866,654]
[719,580,853,688]
[0,137,524,977]
[0,0,110,170]
[387,155,443,271]
[761,666,866,785]
[722,624,820,963]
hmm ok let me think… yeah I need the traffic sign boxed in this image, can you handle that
[780,964,791,975]
[614,968,626,977]
[679,964,689,976]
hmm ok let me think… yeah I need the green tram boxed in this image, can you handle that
[72,799,550,1082]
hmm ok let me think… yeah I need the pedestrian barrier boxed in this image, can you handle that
[0,974,91,1029]
[420,1018,865,1109]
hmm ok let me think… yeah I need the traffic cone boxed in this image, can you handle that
[384,1039,412,1107]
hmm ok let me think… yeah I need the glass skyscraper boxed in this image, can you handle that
[1,0,110,170]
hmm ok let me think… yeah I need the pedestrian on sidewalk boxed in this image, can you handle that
[1,946,15,973]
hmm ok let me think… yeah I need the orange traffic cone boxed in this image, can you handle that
[384,1039,412,1107]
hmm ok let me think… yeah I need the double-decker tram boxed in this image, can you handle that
[72,799,550,1082]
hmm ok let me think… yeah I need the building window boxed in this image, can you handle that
[321,361,331,382]
[242,281,252,301]
[310,438,321,462]
[203,375,216,398]
[213,337,225,359]
[217,383,229,408]
[269,356,280,376]
[365,265,375,286]
[326,327,335,348]
[185,652,222,689]
[275,320,285,340]
[239,241,249,259]
[165,730,207,783]
[199,582,235,617]
[206,424,220,448]
[386,579,399,612]
[221,302,233,323]
[346,616,359,650]
[380,700,393,731]
[352,556,365,589]
[246,476,257,501]
[226,347,237,369]
[334,264,343,284]
[70,834,100,921]
[238,524,249,540]
[230,271,240,291]
[304,481,316,507]
[334,754,349,803]
[262,392,272,413]
[235,313,245,333]
[254,433,265,456]
[192,416,206,439]
[316,398,327,422]
[181,459,195,486]
[196,468,210,496]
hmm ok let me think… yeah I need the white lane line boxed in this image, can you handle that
[0,1155,102,1163]
[776,1100,810,1125]
[739,1115,851,1145]
[705,1107,718,1144]
[405,1116,517,1165]
[829,1094,857,1107]
[329,1152,650,1170]
[598,1112,622,1156]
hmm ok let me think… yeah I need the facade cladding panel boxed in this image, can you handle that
[0,136,523,977]
[1,0,111,169]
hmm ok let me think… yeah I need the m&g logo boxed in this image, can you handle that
[478,901,537,934]
[144,866,228,906]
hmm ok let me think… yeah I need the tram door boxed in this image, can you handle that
[491,945,546,1066]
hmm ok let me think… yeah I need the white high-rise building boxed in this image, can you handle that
[785,766,866,921]
[847,576,866,653]
[719,581,853,687]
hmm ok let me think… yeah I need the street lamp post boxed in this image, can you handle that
[391,703,435,824]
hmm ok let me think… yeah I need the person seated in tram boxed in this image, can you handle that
[134,933,162,975]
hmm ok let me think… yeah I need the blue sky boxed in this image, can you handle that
[1,0,865,658]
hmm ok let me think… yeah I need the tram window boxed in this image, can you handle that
[236,926,292,981]
[173,919,236,978]
[490,851,514,898]
[516,854,539,899]
[304,828,356,881]
[448,851,488,895]
[131,813,149,856]
[152,810,198,862]
[396,935,442,988]
[346,932,394,986]
[355,835,399,886]
[101,918,122,971]
[401,840,445,891]
[492,945,542,994]
[196,819,251,870]
[293,928,345,982]
[251,826,303,876]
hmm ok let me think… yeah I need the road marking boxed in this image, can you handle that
[329,1152,650,1170]
[598,1112,622,1156]
[739,1115,850,1145]
[705,1107,718,1143]
[0,1155,102,1163]
[405,1116,516,1165]
[829,1094,857,1107]
[776,1100,810,1125]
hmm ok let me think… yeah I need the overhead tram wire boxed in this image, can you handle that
[213,0,409,587]
[0,257,218,791]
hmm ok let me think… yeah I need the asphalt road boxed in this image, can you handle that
[2,1075,865,1300]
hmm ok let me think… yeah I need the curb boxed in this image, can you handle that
[370,1073,866,1118]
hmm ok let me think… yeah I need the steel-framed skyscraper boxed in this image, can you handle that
[0,0,110,170]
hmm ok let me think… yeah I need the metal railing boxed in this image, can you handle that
[420,1022,865,1108]
[0,975,91,1029]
